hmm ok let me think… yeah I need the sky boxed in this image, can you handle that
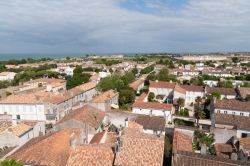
[0,0,250,54]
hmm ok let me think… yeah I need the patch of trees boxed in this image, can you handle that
[192,130,215,155]
[82,67,101,72]
[140,64,154,74]
[146,67,178,84]
[66,66,90,90]
[0,159,22,166]
[98,72,136,109]
[0,58,52,65]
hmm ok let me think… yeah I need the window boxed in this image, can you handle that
[240,113,244,116]
[16,115,20,120]
[217,110,220,113]
[232,112,235,115]
[224,111,227,114]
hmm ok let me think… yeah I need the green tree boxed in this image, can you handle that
[195,96,202,107]
[119,88,135,109]
[176,98,185,111]
[0,160,22,166]
[121,72,135,85]
[194,106,206,126]
[148,92,155,102]
[192,130,215,155]
[132,68,138,75]
[211,92,221,100]
[232,57,239,63]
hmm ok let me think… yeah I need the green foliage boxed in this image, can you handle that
[194,105,206,126]
[0,64,6,72]
[210,92,221,100]
[98,75,124,91]
[176,98,185,107]
[119,88,136,109]
[192,130,215,155]
[232,57,239,63]
[190,77,204,86]
[174,119,194,127]
[121,72,135,85]
[66,66,90,90]
[82,67,101,72]
[0,81,11,89]
[176,108,189,117]
[140,64,154,74]
[0,160,23,166]
[148,92,155,102]
[95,59,121,66]
[131,68,138,75]
[218,81,233,88]
[245,94,250,101]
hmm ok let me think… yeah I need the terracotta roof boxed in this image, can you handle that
[149,81,176,89]
[26,78,66,84]
[172,131,193,152]
[0,92,70,104]
[114,128,164,166]
[214,99,250,112]
[207,87,236,96]
[133,101,173,110]
[0,72,14,76]
[134,115,166,131]
[173,150,250,166]
[136,92,147,102]
[175,85,186,94]
[0,121,12,133]
[240,138,250,152]
[66,144,114,166]
[128,121,144,130]
[129,79,144,90]
[238,87,250,99]
[58,105,105,129]
[214,143,233,159]
[92,90,118,103]
[8,123,32,137]
[90,131,106,144]
[215,113,250,130]
[68,82,97,96]
[180,85,205,92]
[8,128,81,166]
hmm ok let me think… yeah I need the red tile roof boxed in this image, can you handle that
[133,101,173,110]
[207,87,236,95]
[149,81,176,89]
[92,90,118,103]
[214,99,250,112]
[114,128,164,166]
[67,144,114,166]
[129,79,144,90]
[172,131,193,152]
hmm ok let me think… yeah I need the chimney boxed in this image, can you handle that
[70,132,77,149]
[124,118,128,127]
[200,144,207,155]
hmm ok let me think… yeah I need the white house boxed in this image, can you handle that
[65,66,74,76]
[0,120,45,148]
[206,87,236,99]
[203,80,218,87]
[149,81,176,103]
[212,99,250,138]
[92,89,119,109]
[99,71,111,78]
[0,72,16,81]
[132,101,173,122]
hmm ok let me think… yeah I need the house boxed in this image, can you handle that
[54,105,106,143]
[0,120,45,148]
[203,80,218,87]
[0,92,73,123]
[206,87,237,99]
[114,126,165,166]
[0,72,16,81]
[132,101,173,122]
[92,89,119,110]
[173,85,205,106]
[129,78,145,94]
[67,82,98,104]
[239,138,250,161]
[7,128,83,166]
[65,66,74,76]
[130,114,166,135]
[90,73,101,83]
[149,81,176,103]
[172,128,250,166]
[237,87,250,101]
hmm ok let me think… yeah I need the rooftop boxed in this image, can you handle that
[214,99,250,112]
[92,89,118,103]
[133,101,173,110]
[207,87,236,95]
[149,81,176,89]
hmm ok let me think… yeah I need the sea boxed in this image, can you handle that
[0,53,128,61]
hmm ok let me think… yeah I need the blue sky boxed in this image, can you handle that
[0,0,250,54]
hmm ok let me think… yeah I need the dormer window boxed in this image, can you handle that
[240,113,244,116]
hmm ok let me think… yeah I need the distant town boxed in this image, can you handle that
[0,53,250,166]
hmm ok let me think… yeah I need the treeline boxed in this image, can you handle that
[95,59,121,66]
[140,64,154,74]
[0,58,52,65]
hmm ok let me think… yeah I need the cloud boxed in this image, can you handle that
[0,0,249,53]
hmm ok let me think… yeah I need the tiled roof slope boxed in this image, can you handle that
[66,144,114,166]
[8,128,80,166]
[149,81,176,89]
[58,105,105,129]
[134,115,166,131]
[172,131,193,152]
[214,99,250,112]
[215,113,250,131]
[114,128,164,166]
[133,101,173,110]
[92,89,118,103]
[207,87,236,95]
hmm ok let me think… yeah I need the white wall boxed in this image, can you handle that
[214,108,250,117]
[0,104,46,121]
